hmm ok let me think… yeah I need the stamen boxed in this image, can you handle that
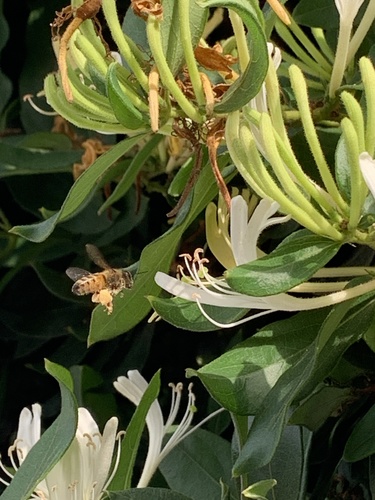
[23,94,58,116]
[194,296,275,328]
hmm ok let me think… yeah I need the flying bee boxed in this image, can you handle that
[66,244,133,314]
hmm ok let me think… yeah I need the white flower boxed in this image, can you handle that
[334,0,365,22]
[155,195,375,328]
[1,404,120,499]
[359,151,375,199]
[114,370,222,488]
[329,0,365,97]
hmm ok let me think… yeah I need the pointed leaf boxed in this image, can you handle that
[88,155,236,344]
[0,361,77,500]
[199,0,268,113]
[110,371,161,490]
[108,489,193,500]
[226,230,341,297]
[107,63,147,129]
[344,403,375,462]
[159,428,238,500]
[9,135,146,242]
[148,295,249,332]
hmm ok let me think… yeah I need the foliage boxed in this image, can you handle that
[1,0,375,499]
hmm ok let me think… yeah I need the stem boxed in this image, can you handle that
[231,414,250,491]
[311,27,335,63]
[287,18,332,73]
[146,15,203,123]
[289,65,347,211]
[178,0,205,106]
[275,21,331,81]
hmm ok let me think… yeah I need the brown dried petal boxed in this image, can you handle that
[131,0,163,20]
[194,45,238,80]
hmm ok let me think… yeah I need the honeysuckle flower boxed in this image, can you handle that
[155,195,375,328]
[359,152,375,199]
[0,404,120,499]
[114,370,223,488]
[329,0,365,97]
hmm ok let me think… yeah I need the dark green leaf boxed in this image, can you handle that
[233,293,375,475]
[88,155,235,344]
[226,230,341,296]
[159,428,238,500]
[189,309,327,415]
[109,371,161,491]
[148,295,249,332]
[108,489,193,500]
[99,134,163,213]
[199,0,268,113]
[9,135,146,242]
[107,63,147,129]
[161,0,208,76]
[0,142,81,178]
[0,361,77,500]
[344,404,375,462]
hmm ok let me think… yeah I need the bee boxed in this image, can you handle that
[66,244,133,314]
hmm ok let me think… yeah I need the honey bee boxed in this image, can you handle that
[66,244,133,314]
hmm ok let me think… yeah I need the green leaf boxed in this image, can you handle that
[189,309,327,415]
[88,154,235,344]
[0,141,81,178]
[159,428,238,500]
[107,63,147,129]
[243,424,311,500]
[233,350,316,475]
[226,230,341,296]
[289,386,353,431]
[109,371,161,491]
[233,293,375,475]
[108,489,193,500]
[161,0,208,76]
[148,295,249,332]
[199,0,268,113]
[9,135,146,242]
[344,403,375,462]
[293,0,339,30]
[242,479,277,499]
[0,360,77,500]
[99,134,163,213]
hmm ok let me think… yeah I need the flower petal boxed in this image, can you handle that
[359,151,375,199]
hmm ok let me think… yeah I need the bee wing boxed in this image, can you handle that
[85,243,111,269]
[66,267,90,281]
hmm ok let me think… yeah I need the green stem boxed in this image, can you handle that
[102,0,149,92]
[287,18,332,73]
[276,22,331,81]
[311,28,335,63]
[289,65,348,212]
[178,0,205,106]
[146,15,203,123]
[231,414,250,491]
